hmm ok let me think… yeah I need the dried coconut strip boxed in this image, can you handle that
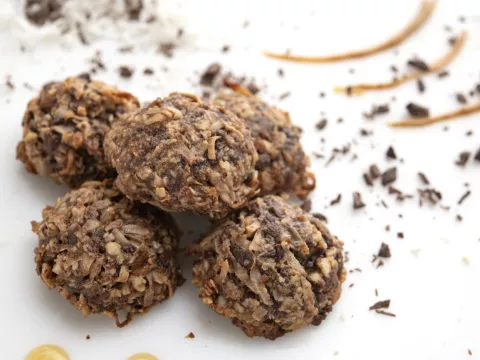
[389,102,480,128]
[334,31,467,95]
[263,0,436,63]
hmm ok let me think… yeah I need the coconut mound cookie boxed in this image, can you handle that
[17,75,140,188]
[212,92,314,199]
[104,92,259,219]
[33,181,182,327]
[189,195,345,340]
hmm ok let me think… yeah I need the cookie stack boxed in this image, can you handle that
[18,75,345,340]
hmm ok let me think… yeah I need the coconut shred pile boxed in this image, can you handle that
[1,0,193,50]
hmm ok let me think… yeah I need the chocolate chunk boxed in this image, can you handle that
[455,152,470,167]
[330,194,342,206]
[369,300,390,310]
[86,335,91,340]
[25,0,63,26]
[417,79,425,93]
[418,172,430,185]
[300,199,312,212]
[458,190,471,205]
[316,119,328,131]
[378,243,391,258]
[369,164,381,179]
[456,93,467,105]
[386,146,397,160]
[406,102,429,118]
[474,148,480,162]
[352,192,365,209]
[437,71,450,78]
[312,213,328,223]
[381,168,397,186]
[124,0,144,20]
[143,67,154,75]
[407,58,429,72]
[118,66,134,78]
[363,173,374,186]
[200,63,222,86]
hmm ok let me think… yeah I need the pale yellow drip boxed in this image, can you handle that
[128,353,158,360]
[26,345,69,360]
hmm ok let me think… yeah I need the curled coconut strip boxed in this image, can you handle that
[389,102,480,128]
[335,31,467,95]
[223,78,254,97]
[264,0,436,63]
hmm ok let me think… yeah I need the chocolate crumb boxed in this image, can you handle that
[390,65,398,73]
[143,67,154,75]
[330,194,342,206]
[177,28,184,38]
[406,103,429,118]
[456,93,468,105]
[455,152,470,167]
[381,199,389,209]
[386,146,397,160]
[300,199,312,212]
[474,148,480,162]
[118,46,134,53]
[200,63,222,86]
[378,243,391,258]
[316,119,328,131]
[369,165,381,179]
[375,289,379,296]
[448,36,458,46]
[466,130,473,137]
[277,68,284,77]
[363,104,390,120]
[337,117,344,124]
[312,213,328,223]
[246,82,260,95]
[407,58,429,72]
[397,232,404,239]
[417,79,426,93]
[6,76,14,90]
[360,128,372,136]
[319,92,326,98]
[158,42,175,57]
[376,310,396,317]
[381,168,397,186]
[221,45,231,53]
[185,332,195,339]
[418,172,430,185]
[118,66,134,78]
[278,91,291,100]
[456,214,463,222]
[437,70,450,78]
[353,192,365,210]
[369,300,390,311]
[75,22,88,45]
[349,283,354,288]
[385,225,391,232]
[468,349,472,356]
[458,190,471,205]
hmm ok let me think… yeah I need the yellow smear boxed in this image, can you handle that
[26,345,69,360]
[128,353,159,360]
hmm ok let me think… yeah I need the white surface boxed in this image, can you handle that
[1,0,480,359]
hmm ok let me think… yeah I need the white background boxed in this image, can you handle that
[0,0,479,359]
